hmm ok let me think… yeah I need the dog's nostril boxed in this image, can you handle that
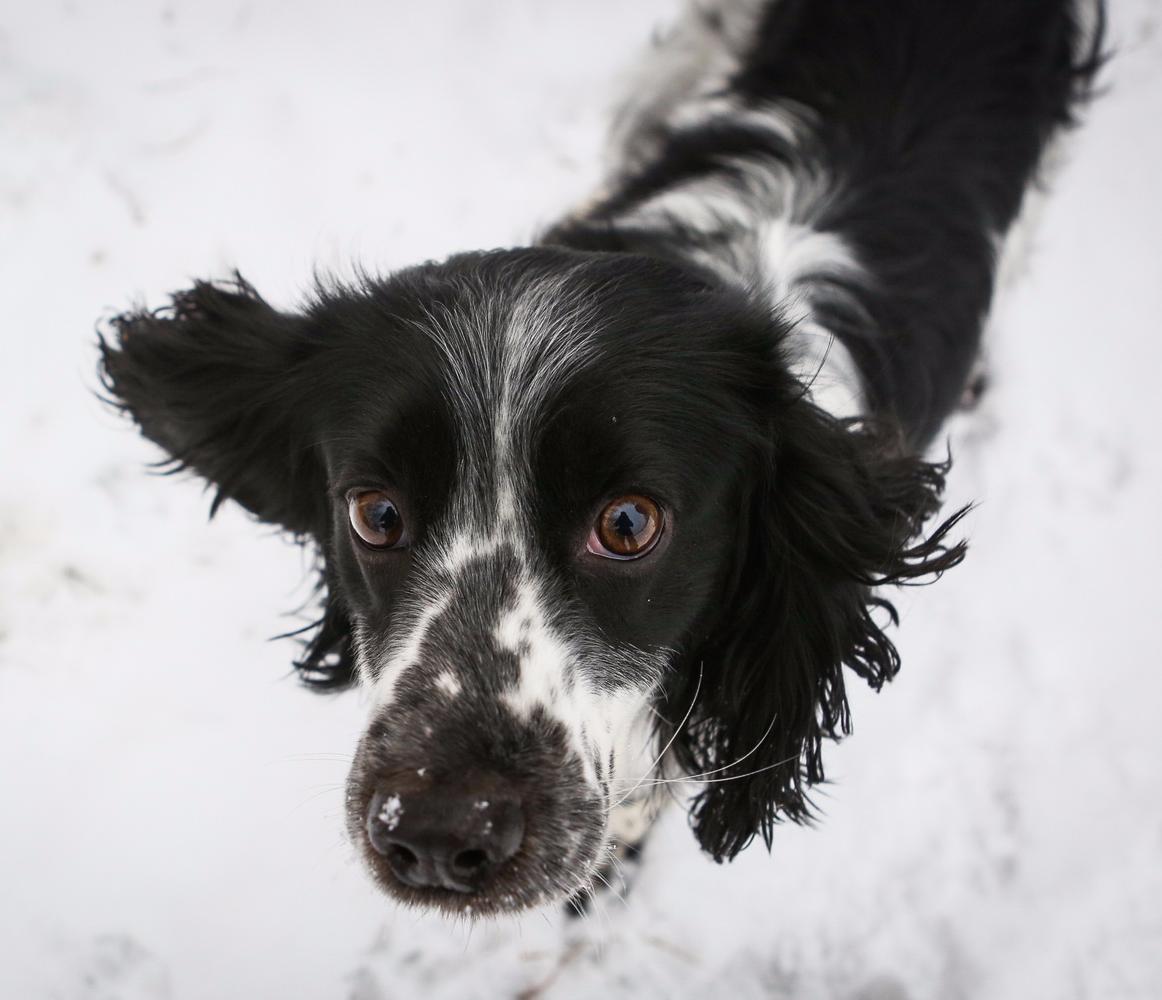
[452,848,489,875]
[387,844,418,871]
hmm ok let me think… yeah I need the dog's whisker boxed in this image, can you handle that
[285,783,348,817]
[605,708,779,814]
[270,752,355,764]
[609,660,704,813]
[591,872,630,916]
[615,749,804,791]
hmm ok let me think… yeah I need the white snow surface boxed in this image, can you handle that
[2,2,1161,998]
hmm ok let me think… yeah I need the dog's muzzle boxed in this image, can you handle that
[346,694,606,914]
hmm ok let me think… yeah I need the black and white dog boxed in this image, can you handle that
[100,0,1103,915]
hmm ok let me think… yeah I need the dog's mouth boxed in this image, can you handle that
[344,717,608,915]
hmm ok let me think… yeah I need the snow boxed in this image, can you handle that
[377,796,403,833]
[1,1,1161,998]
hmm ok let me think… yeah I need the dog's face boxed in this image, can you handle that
[306,250,765,913]
[102,247,962,914]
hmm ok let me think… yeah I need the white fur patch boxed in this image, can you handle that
[435,671,462,698]
[609,137,866,420]
[367,590,452,710]
[608,795,659,844]
[605,0,772,176]
[591,2,869,422]
[494,572,596,779]
[762,219,865,420]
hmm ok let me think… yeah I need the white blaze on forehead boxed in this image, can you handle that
[416,270,603,488]
[496,276,605,469]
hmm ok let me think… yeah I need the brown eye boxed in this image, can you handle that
[588,494,664,560]
[348,490,406,549]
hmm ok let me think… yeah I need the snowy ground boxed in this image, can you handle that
[2,2,1161,998]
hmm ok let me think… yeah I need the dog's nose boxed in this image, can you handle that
[366,777,524,893]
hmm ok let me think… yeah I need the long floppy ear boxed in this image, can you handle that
[99,277,354,688]
[674,397,968,862]
[99,276,326,536]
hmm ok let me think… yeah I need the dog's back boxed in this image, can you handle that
[550,0,1104,443]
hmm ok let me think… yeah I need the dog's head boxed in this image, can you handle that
[101,247,963,914]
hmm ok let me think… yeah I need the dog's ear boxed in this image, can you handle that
[673,396,968,861]
[99,277,326,536]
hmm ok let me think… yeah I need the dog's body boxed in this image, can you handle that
[101,0,1102,915]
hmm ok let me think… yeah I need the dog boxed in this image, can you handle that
[99,0,1104,915]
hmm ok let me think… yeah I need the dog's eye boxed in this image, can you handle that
[348,490,406,549]
[588,495,664,560]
